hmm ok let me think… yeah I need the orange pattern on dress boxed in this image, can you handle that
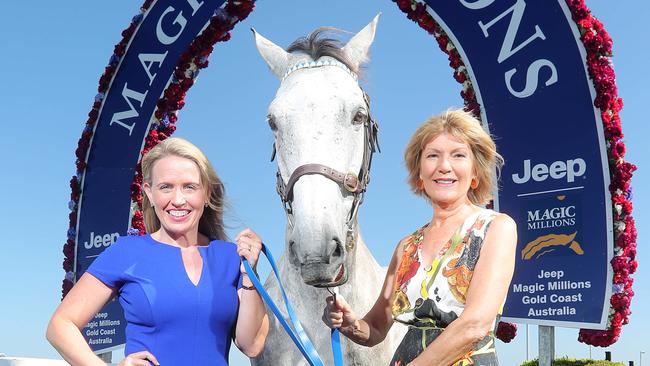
[395,235,419,286]
[442,257,472,304]
[391,232,421,315]
[441,217,488,304]
[453,351,475,365]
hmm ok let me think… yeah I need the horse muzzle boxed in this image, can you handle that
[301,261,349,287]
[287,219,350,287]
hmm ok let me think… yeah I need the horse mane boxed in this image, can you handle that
[286,28,361,75]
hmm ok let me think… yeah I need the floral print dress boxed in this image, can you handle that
[390,210,500,366]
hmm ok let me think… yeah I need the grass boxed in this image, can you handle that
[519,357,625,366]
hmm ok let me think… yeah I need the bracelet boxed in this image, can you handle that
[241,284,256,291]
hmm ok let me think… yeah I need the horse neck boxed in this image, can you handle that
[345,230,381,280]
[348,230,380,274]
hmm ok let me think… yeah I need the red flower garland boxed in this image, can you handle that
[568,0,637,347]
[496,321,518,343]
[62,0,255,300]
[391,0,636,347]
[64,1,635,348]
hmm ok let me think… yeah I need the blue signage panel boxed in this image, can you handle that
[75,0,226,352]
[425,0,612,328]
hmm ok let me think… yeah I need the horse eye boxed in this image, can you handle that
[267,115,278,131]
[353,110,368,125]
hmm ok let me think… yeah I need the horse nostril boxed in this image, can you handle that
[331,238,343,260]
[289,240,298,259]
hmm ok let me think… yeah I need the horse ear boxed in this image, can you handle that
[252,28,291,79]
[342,13,380,69]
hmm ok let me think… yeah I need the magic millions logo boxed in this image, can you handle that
[521,195,585,260]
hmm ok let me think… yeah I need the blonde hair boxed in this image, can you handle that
[404,109,504,205]
[141,137,227,240]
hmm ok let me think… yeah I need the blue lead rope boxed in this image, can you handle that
[242,244,344,366]
[331,318,344,366]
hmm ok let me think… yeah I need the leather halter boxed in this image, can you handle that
[271,90,380,251]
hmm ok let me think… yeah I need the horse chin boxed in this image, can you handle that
[301,262,349,288]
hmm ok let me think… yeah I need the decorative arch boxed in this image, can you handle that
[62,0,635,352]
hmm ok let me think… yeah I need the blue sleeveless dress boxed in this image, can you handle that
[87,234,242,365]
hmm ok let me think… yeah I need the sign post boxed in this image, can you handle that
[539,325,555,366]
[98,353,112,363]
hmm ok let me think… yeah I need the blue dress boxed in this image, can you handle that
[87,234,242,365]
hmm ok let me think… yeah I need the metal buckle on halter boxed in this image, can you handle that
[275,171,286,201]
[343,172,359,192]
[345,228,356,251]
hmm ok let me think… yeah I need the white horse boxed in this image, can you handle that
[251,15,405,366]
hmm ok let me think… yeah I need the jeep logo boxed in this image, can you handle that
[84,231,120,249]
[512,158,586,184]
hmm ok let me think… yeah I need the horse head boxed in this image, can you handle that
[254,15,380,287]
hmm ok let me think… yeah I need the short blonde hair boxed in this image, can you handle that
[141,137,227,240]
[404,109,503,205]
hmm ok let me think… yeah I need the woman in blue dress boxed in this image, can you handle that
[47,137,269,365]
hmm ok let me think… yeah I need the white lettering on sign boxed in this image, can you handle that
[550,293,583,303]
[537,269,565,279]
[156,7,188,45]
[459,0,494,10]
[99,320,120,327]
[84,232,119,249]
[86,329,99,336]
[522,294,546,304]
[505,59,558,98]
[528,206,576,222]
[100,328,117,336]
[186,0,204,15]
[108,0,205,137]
[459,0,559,98]
[477,0,546,63]
[155,1,205,45]
[138,52,168,86]
[528,306,576,316]
[526,205,577,230]
[547,280,591,290]
[512,158,586,184]
[109,83,149,135]
[512,282,545,294]
[88,338,113,345]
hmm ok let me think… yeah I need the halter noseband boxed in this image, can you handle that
[271,59,380,251]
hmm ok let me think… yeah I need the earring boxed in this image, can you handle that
[470,178,479,190]
[150,202,155,208]
[204,202,209,208]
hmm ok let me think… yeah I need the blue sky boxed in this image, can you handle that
[0,1,648,365]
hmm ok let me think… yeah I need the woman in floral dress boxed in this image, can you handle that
[322,109,517,365]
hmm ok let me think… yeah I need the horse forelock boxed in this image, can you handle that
[286,28,361,75]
